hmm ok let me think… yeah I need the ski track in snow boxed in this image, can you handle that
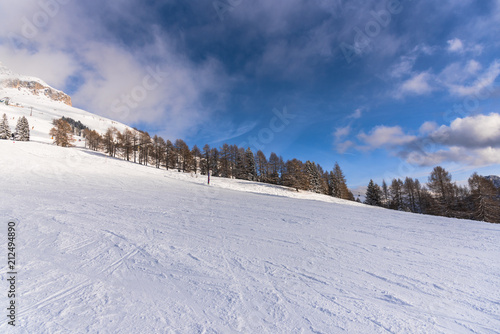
[0,140,500,333]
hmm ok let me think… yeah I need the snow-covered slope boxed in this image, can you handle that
[0,62,131,146]
[1,140,499,333]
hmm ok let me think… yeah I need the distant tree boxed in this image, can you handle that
[255,150,268,182]
[305,161,321,193]
[427,166,454,216]
[210,147,219,176]
[283,159,306,191]
[381,180,389,207]
[245,147,256,181]
[83,129,101,151]
[268,153,281,184]
[50,118,74,147]
[15,116,30,141]
[103,127,117,157]
[165,140,175,170]
[468,172,500,223]
[331,162,350,199]
[118,128,133,161]
[219,143,231,178]
[365,179,382,206]
[191,145,201,174]
[0,113,11,139]
[389,178,404,210]
[139,132,151,165]
[201,144,210,175]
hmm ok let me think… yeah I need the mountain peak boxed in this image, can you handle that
[0,61,72,106]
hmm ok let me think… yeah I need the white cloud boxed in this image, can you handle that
[400,72,434,95]
[334,125,351,139]
[430,113,500,148]
[0,1,231,140]
[348,108,363,119]
[419,121,438,135]
[447,38,464,53]
[445,60,500,97]
[357,125,416,149]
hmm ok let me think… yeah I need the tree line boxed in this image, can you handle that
[50,118,355,201]
[50,117,500,224]
[364,166,500,223]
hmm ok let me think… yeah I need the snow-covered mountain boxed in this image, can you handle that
[1,66,499,333]
[0,62,132,145]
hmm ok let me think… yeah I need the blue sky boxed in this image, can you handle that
[1,0,500,192]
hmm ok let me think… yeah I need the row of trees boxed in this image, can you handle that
[50,118,499,224]
[0,113,30,141]
[364,166,500,223]
[49,119,356,201]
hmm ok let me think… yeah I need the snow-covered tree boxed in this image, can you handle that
[0,113,11,139]
[14,116,30,141]
[305,160,321,193]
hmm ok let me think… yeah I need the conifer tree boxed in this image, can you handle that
[255,150,268,182]
[245,147,256,181]
[468,173,500,223]
[0,113,11,139]
[365,179,382,206]
[305,161,321,193]
[16,116,30,141]
[390,178,404,210]
[381,180,389,207]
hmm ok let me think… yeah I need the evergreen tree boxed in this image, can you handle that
[255,150,268,182]
[15,116,30,141]
[381,180,389,207]
[468,173,500,223]
[305,161,321,193]
[50,118,74,147]
[0,113,11,139]
[331,162,350,199]
[365,179,382,206]
[268,152,281,184]
[219,144,231,178]
[245,147,256,181]
[389,178,404,210]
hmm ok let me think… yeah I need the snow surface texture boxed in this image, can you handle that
[1,141,500,334]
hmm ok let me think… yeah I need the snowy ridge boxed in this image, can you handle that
[0,62,49,87]
[1,140,499,333]
[0,65,133,145]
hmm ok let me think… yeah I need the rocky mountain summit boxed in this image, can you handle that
[0,62,72,106]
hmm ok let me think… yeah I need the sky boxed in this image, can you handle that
[1,0,499,193]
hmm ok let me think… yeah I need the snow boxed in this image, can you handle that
[0,69,132,147]
[1,140,499,333]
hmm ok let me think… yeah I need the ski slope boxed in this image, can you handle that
[1,140,499,333]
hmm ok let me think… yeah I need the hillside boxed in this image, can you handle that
[0,63,131,146]
[1,140,499,333]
